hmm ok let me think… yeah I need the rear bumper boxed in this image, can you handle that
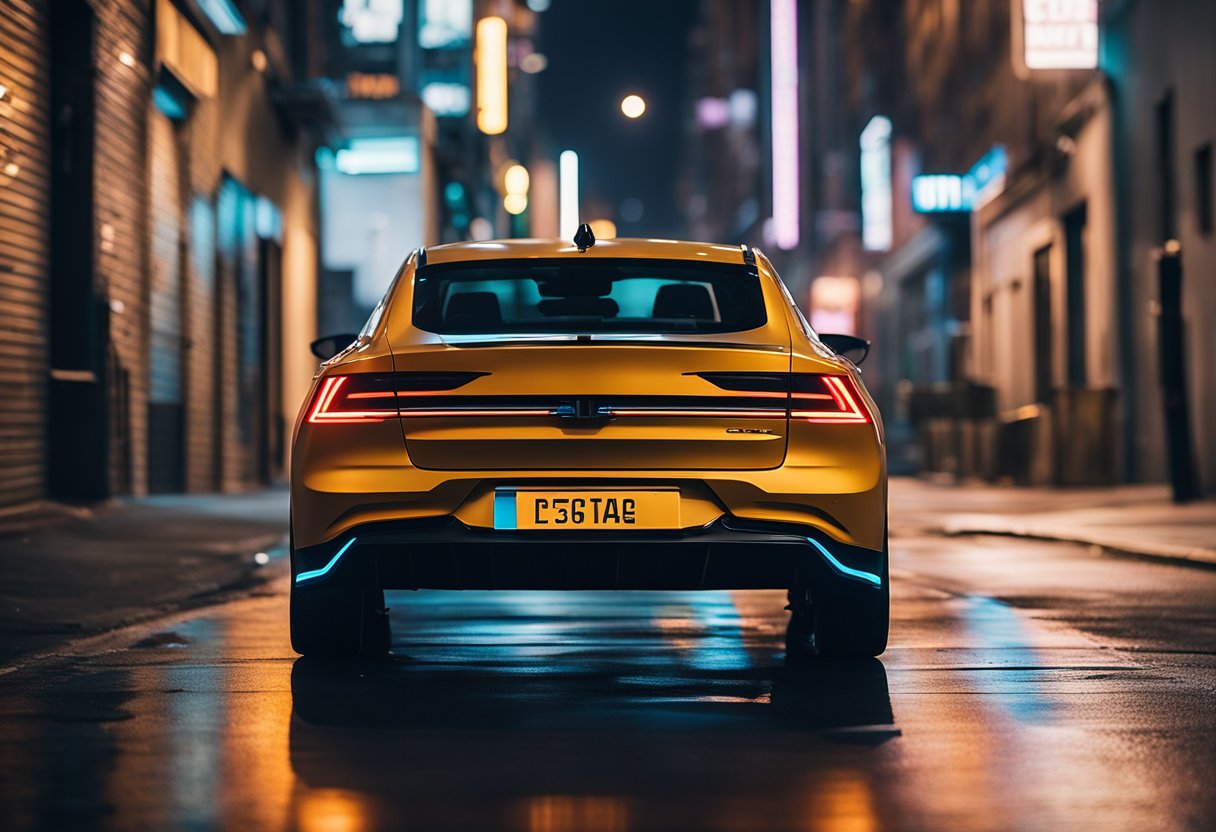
[291,516,886,593]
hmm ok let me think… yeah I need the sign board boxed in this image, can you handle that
[809,276,860,336]
[156,0,217,98]
[347,73,400,99]
[860,116,893,251]
[419,0,472,49]
[913,146,1007,214]
[341,0,404,44]
[912,175,973,213]
[1021,0,1099,70]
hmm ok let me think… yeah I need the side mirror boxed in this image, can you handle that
[819,333,871,365]
[310,333,358,361]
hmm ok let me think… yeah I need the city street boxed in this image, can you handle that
[2,518,1214,831]
[3,1,1215,830]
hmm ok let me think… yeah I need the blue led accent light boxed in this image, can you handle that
[493,491,517,530]
[806,538,882,587]
[152,84,187,121]
[295,538,357,584]
[198,0,247,35]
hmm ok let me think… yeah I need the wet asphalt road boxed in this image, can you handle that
[1,534,1214,832]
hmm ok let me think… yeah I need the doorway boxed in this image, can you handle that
[1032,243,1053,404]
[48,0,109,500]
[1064,203,1087,388]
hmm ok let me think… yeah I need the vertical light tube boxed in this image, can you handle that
[770,0,799,250]
[476,17,507,135]
[860,116,893,251]
[559,150,579,240]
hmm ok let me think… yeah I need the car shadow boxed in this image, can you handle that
[291,652,893,733]
[289,648,897,812]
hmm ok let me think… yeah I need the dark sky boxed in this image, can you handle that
[536,0,699,239]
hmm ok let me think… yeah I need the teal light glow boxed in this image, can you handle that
[198,0,247,35]
[295,538,357,584]
[806,538,882,587]
[334,137,420,175]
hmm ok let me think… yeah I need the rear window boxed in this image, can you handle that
[412,258,767,335]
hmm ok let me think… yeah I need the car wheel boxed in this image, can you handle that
[784,606,815,657]
[290,582,389,657]
[787,534,890,660]
[813,538,889,658]
[809,579,889,658]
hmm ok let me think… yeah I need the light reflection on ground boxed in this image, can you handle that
[2,540,1214,832]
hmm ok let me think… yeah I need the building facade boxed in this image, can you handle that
[1103,0,1215,494]
[840,0,1213,493]
[0,0,326,522]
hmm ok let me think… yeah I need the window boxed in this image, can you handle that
[412,259,767,335]
[1196,143,1213,236]
[1064,203,1087,387]
[1155,92,1177,241]
[1032,244,1053,404]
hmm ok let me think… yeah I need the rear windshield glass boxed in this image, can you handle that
[412,259,767,335]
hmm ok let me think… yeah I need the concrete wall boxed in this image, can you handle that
[1105,0,1216,491]
[973,90,1119,413]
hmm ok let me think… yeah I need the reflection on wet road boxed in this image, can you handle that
[2,535,1215,831]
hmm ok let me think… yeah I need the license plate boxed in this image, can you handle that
[509,490,680,530]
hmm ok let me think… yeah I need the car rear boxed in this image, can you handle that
[290,239,887,658]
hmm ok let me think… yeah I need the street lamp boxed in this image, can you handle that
[620,94,646,119]
[476,17,508,135]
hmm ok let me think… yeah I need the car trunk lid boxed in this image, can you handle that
[393,339,791,471]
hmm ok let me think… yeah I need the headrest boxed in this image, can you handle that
[652,283,715,320]
[444,291,502,328]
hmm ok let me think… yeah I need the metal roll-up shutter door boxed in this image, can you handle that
[147,109,185,492]
[0,1,52,513]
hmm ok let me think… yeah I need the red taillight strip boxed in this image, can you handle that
[321,376,346,410]
[309,413,396,423]
[398,409,553,418]
[794,376,870,423]
[344,390,457,399]
[308,376,396,423]
[609,409,787,419]
[307,377,344,422]
[306,373,870,424]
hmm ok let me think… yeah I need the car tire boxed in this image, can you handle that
[787,534,890,660]
[784,606,815,657]
[809,578,889,658]
[290,582,389,657]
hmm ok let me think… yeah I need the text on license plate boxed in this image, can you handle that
[514,491,680,530]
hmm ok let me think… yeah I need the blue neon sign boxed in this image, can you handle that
[913,145,1008,214]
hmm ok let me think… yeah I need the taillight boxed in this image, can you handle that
[306,375,399,424]
[789,374,871,424]
[695,372,872,424]
[306,372,488,424]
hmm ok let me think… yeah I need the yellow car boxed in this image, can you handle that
[290,227,888,658]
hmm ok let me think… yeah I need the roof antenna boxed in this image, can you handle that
[573,223,596,252]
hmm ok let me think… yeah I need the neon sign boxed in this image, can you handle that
[860,116,892,251]
[1022,0,1098,70]
[770,0,800,250]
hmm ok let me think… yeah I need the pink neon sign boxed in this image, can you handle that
[770,0,799,250]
